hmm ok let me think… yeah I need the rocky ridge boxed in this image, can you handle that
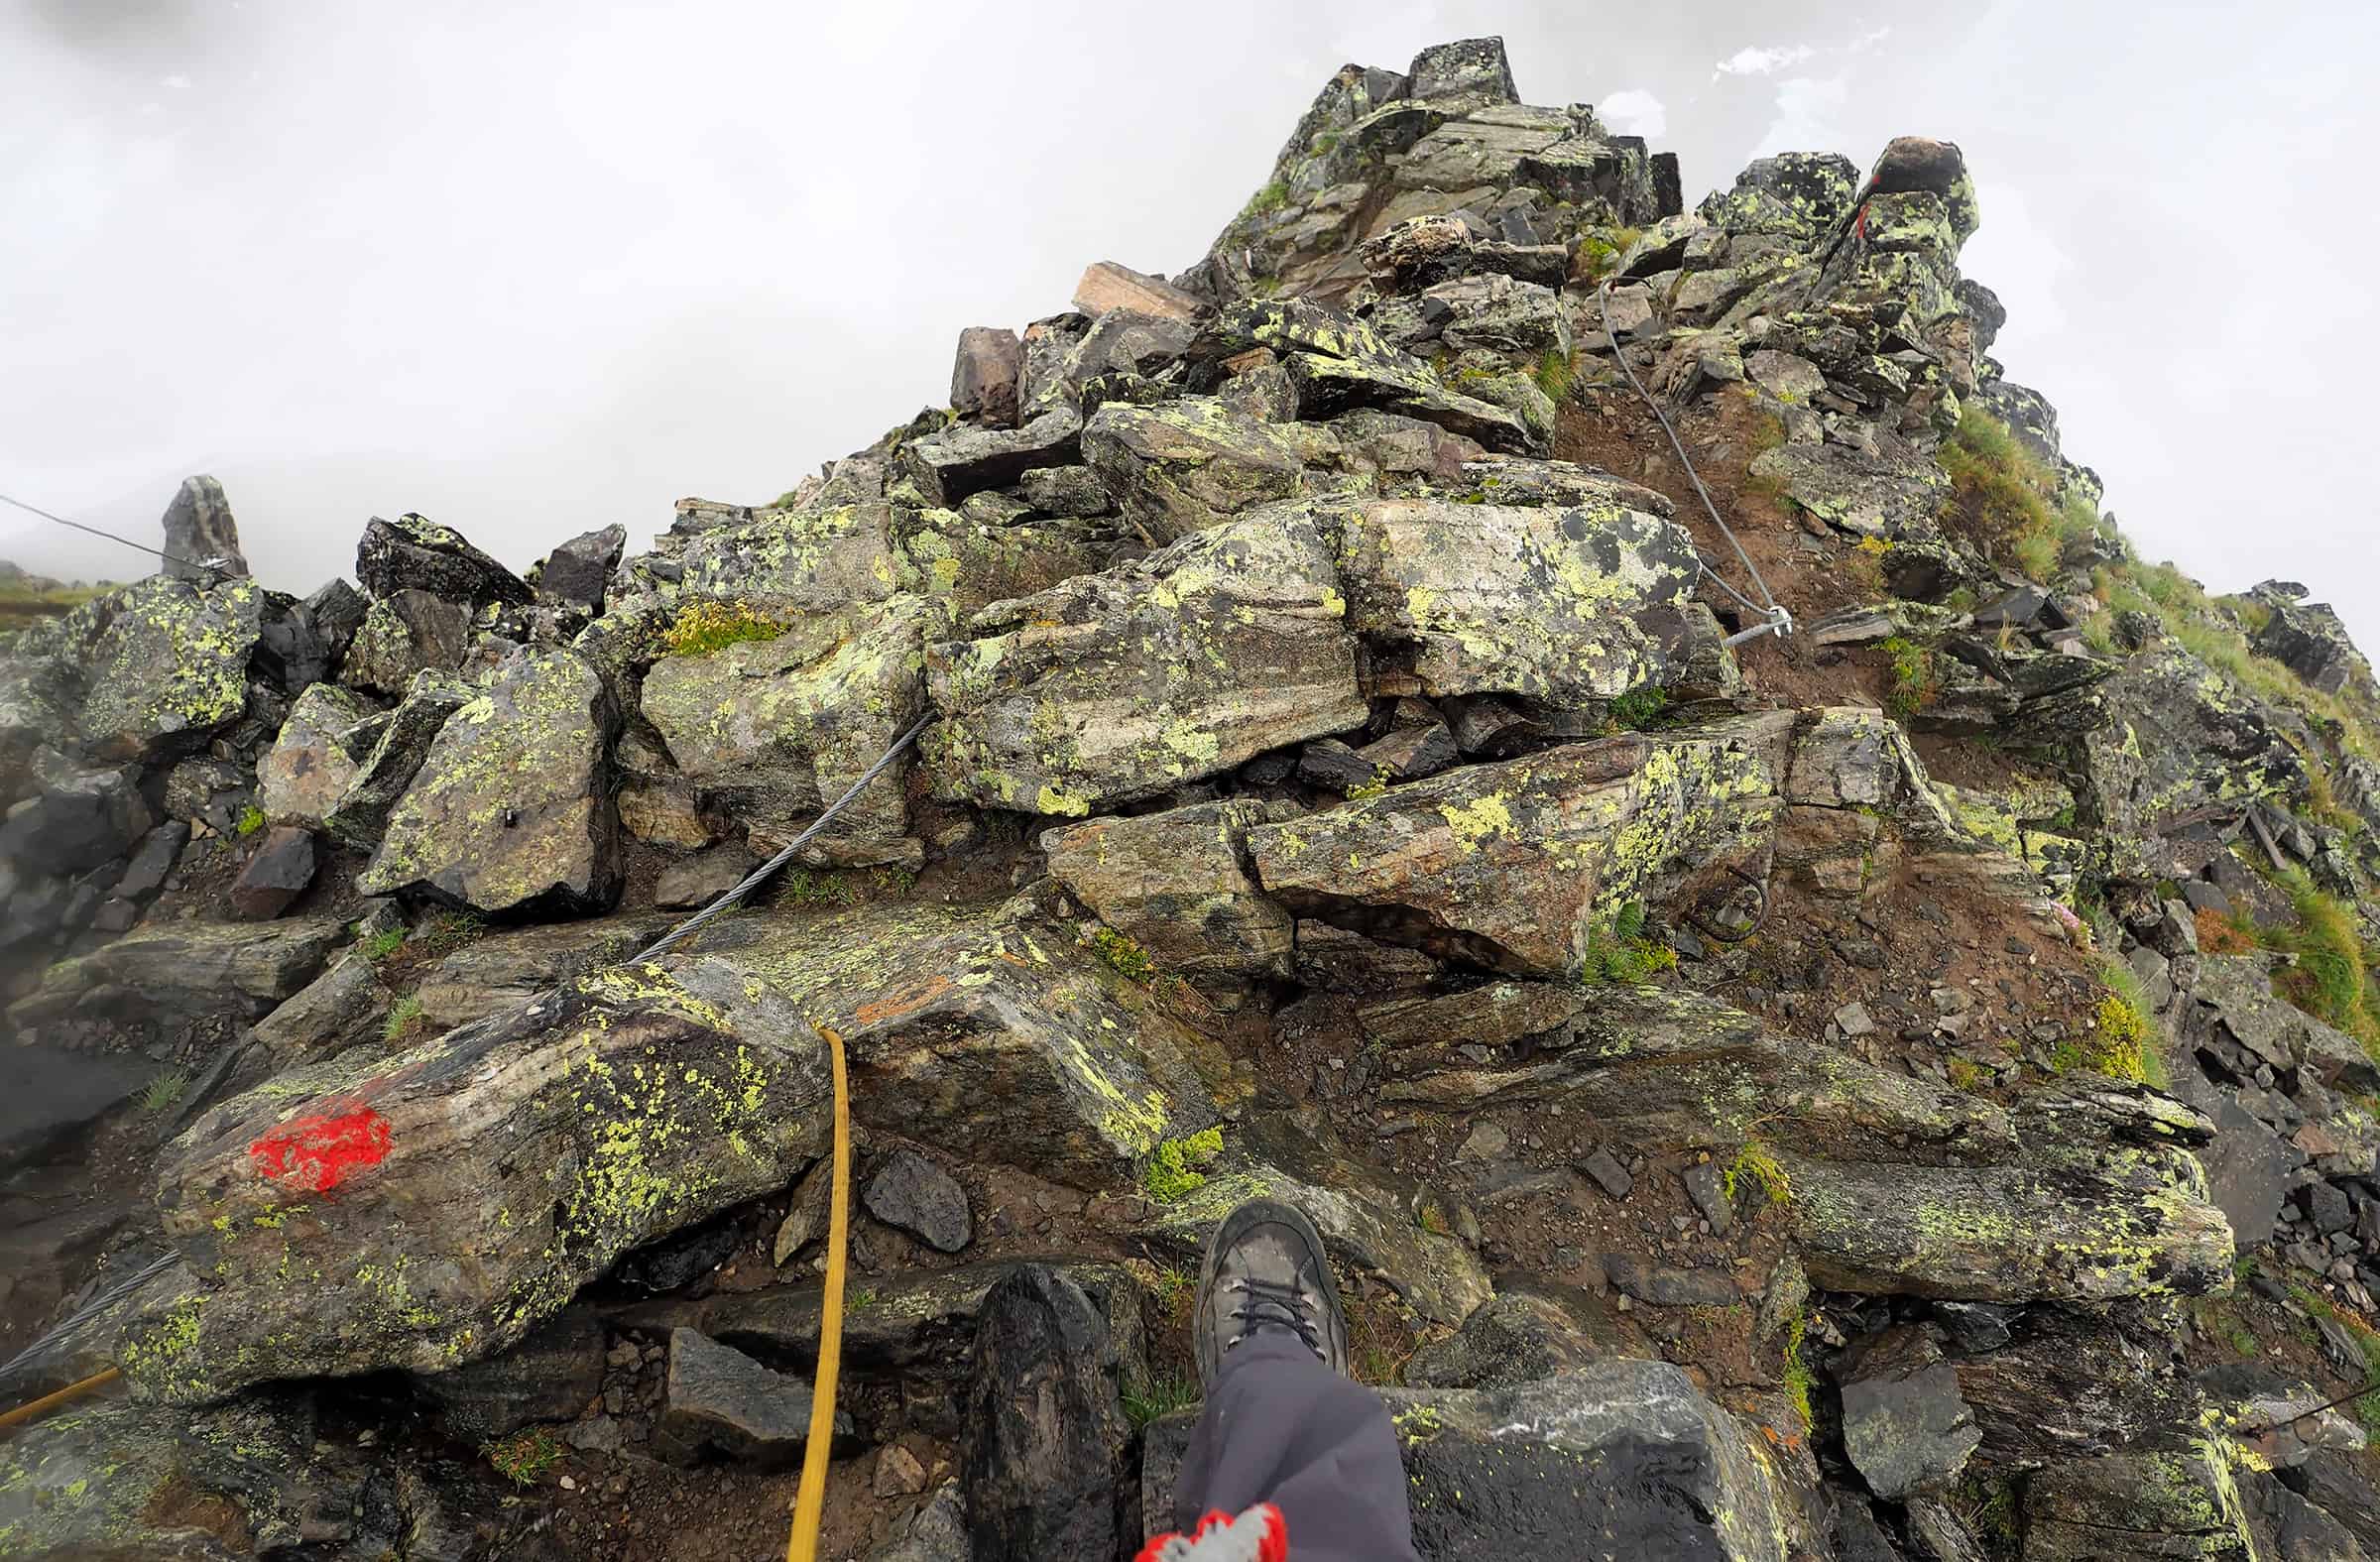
[5,34,2380,1562]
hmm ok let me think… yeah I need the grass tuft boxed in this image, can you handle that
[1580,900,1677,983]
[235,805,266,838]
[383,993,426,1044]
[1937,407,2080,582]
[1531,348,1579,404]
[138,1069,191,1116]
[1880,636,1941,721]
[2250,869,2380,1062]
[360,924,408,963]
[1124,1374,1202,1428]
[483,1427,563,1487]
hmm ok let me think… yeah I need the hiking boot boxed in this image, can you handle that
[1192,1197,1351,1387]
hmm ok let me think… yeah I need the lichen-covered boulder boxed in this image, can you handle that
[901,410,1083,507]
[320,670,471,851]
[1368,982,2018,1165]
[1698,151,1858,240]
[360,648,622,916]
[1080,397,1306,544]
[642,598,943,867]
[675,901,1220,1188]
[77,573,264,761]
[2060,646,2305,879]
[1041,800,1295,1001]
[1247,715,1792,976]
[923,508,1368,816]
[339,588,470,696]
[1746,441,1950,540]
[1332,497,1699,706]
[256,683,380,830]
[130,962,836,1402]
[354,512,531,607]
[1784,1136,2233,1304]
[2020,1449,2257,1561]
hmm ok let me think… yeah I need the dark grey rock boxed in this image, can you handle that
[951,326,1023,427]
[654,842,759,911]
[1017,464,1111,517]
[252,952,395,1055]
[1682,1160,1732,1236]
[962,1264,1130,1562]
[1837,1325,1978,1500]
[617,1215,743,1293]
[304,577,369,660]
[0,1044,151,1169]
[2304,1180,2354,1236]
[902,410,1082,507]
[864,1483,968,1562]
[416,1309,606,1442]
[321,670,474,851]
[2183,880,2233,918]
[1579,1148,1632,1199]
[1405,37,1518,105]
[0,763,153,878]
[355,512,532,606]
[1357,720,1457,781]
[864,1149,973,1254]
[160,474,249,579]
[655,1326,847,1466]
[340,587,471,696]
[228,826,317,921]
[1296,738,1378,792]
[533,525,626,613]
[1403,1283,1615,1388]
[1602,1254,1735,1307]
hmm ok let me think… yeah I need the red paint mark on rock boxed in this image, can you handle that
[248,1103,392,1193]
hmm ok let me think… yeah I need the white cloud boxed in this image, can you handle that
[1714,44,1815,79]
[1598,88,1667,138]
[1845,27,1892,53]
[1749,75,1851,157]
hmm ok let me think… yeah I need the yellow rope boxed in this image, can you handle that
[0,1366,119,1435]
[786,1021,851,1562]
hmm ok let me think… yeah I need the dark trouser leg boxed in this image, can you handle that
[1172,1334,1420,1562]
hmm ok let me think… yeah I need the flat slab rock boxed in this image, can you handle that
[12,914,346,1025]
[923,506,1368,817]
[661,901,1221,1189]
[1143,1361,1792,1561]
[1247,715,1791,976]
[656,1325,851,1466]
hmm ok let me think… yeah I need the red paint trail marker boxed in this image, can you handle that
[248,1103,393,1193]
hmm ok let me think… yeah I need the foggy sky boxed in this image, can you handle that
[4,0,2375,646]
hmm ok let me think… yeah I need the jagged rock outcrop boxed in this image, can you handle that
[160,474,249,580]
[10,30,2380,1562]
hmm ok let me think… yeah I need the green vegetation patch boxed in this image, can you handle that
[660,599,791,658]
[1141,1127,1225,1204]
[1937,407,2093,582]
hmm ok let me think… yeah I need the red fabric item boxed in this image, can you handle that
[1133,1502,1288,1562]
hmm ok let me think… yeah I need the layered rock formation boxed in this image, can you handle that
[6,33,2380,1562]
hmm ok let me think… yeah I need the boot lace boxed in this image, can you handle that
[1227,1276,1322,1360]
